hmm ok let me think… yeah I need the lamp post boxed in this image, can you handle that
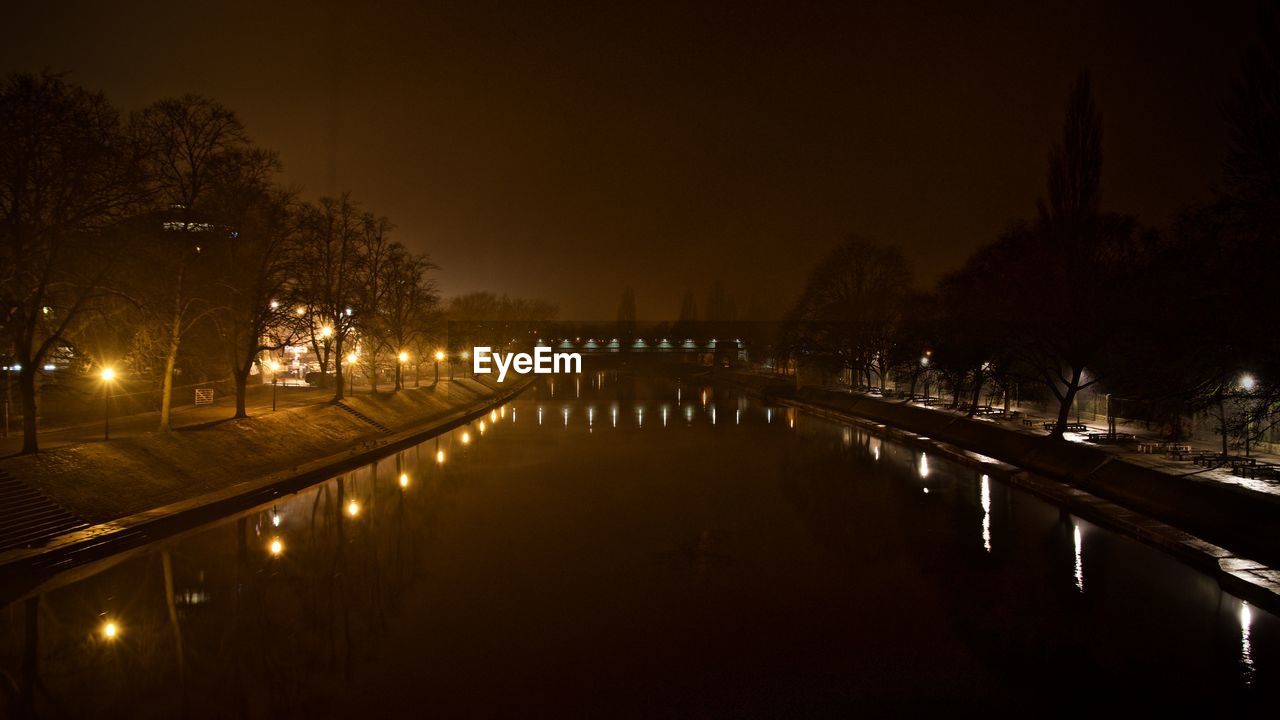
[268,360,281,411]
[100,367,116,441]
[346,353,358,395]
[434,350,444,385]
[397,351,408,391]
[1241,374,1257,457]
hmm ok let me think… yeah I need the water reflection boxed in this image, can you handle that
[1,374,1275,715]
[980,474,992,552]
[1073,523,1085,592]
[1243,602,1256,685]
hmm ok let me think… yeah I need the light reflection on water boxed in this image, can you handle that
[1242,602,1256,685]
[981,474,992,552]
[1074,523,1085,592]
[0,374,1276,716]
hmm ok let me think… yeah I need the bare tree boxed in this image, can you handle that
[785,236,912,389]
[379,245,439,389]
[0,72,141,453]
[297,194,367,402]
[132,95,275,430]
[206,183,300,417]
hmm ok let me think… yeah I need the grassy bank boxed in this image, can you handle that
[2,379,507,523]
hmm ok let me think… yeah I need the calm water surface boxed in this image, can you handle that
[1,373,1276,717]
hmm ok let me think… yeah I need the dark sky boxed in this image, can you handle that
[2,1,1260,319]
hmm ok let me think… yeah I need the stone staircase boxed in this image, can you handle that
[336,402,393,434]
[0,469,89,551]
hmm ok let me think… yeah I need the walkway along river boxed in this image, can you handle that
[0,371,1275,716]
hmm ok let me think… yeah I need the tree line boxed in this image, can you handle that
[782,16,1280,446]
[1,73,443,453]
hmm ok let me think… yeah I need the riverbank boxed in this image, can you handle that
[0,378,529,599]
[3,379,519,523]
[713,368,1280,614]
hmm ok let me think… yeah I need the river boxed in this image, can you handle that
[0,371,1274,716]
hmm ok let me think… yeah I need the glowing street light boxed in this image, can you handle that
[267,359,282,411]
[1241,374,1257,391]
[399,472,410,488]
[269,537,284,556]
[100,619,119,641]
[434,350,444,384]
[319,325,333,339]
[396,351,409,390]
[346,499,360,517]
[100,367,118,441]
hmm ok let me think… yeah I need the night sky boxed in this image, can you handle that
[1,1,1259,318]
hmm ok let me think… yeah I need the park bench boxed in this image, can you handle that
[1042,421,1089,433]
[1193,452,1232,467]
[1240,463,1280,480]
[1086,431,1136,443]
[1228,457,1259,473]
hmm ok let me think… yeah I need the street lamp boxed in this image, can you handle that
[434,350,444,384]
[1240,374,1258,457]
[346,352,358,394]
[397,351,409,390]
[100,367,117,441]
[268,360,281,411]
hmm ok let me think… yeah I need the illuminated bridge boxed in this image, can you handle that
[535,337,744,357]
